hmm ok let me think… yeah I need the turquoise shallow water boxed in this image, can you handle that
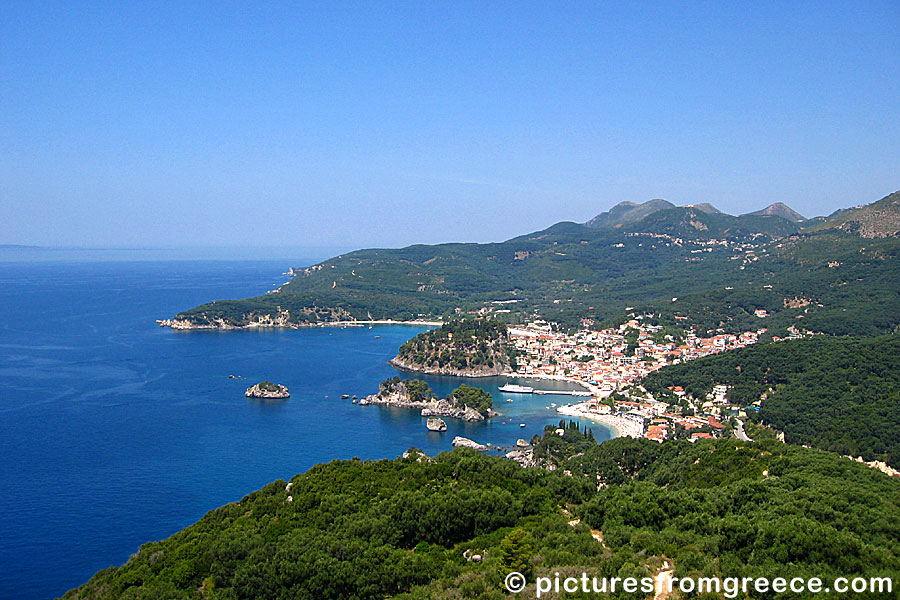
[0,259,609,599]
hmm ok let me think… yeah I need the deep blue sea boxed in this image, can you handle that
[0,257,609,599]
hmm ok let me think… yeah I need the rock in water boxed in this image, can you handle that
[452,436,488,451]
[245,381,290,399]
[426,417,447,432]
[516,438,531,448]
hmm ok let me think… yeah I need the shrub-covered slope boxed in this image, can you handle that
[64,439,900,599]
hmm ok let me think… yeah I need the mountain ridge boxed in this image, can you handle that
[162,190,900,336]
[806,190,900,237]
[745,202,806,221]
[585,198,807,228]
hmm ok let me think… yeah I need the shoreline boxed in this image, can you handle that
[388,355,515,379]
[157,318,443,330]
[556,402,643,439]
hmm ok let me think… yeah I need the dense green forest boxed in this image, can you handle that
[448,384,493,414]
[64,437,900,599]
[168,193,900,336]
[640,335,900,467]
[394,318,516,373]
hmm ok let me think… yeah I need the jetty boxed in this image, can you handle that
[499,382,591,397]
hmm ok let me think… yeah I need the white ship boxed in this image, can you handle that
[499,383,534,394]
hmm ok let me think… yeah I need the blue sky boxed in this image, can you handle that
[2,1,898,248]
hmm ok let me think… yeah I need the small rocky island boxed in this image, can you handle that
[425,417,447,432]
[390,317,517,377]
[360,377,497,422]
[245,381,290,399]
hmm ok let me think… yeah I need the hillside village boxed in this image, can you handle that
[507,319,786,443]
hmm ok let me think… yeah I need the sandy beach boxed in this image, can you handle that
[556,402,644,438]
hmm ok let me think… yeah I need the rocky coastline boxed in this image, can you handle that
[452,436,488,451]
[157,317,442,331]
[245,381,290,399]
[360,389,497,422]
[388,355,513,378]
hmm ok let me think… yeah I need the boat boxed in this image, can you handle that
[499,383,534,393]
[341,394,350,399]
[506,398,514,403]
[519,423,526,427]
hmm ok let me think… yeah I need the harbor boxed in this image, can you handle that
[499,382,592,397]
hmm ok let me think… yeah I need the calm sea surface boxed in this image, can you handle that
[0,258,610,599]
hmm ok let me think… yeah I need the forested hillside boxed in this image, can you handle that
[640,335,900,467]
[165,192,900,337]
[392,318,516,375]
[64,440,900,599]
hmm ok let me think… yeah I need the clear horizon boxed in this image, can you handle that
[2,1,898,248]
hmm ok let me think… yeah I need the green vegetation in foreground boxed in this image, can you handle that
[394,318,516,373]
[64,437,900,599]
[641,334,900,468]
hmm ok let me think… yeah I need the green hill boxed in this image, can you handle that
[640,334,900,467]
[584,198,675,228]
[163,192,900,337]
[805,190,900,237]
[623,205,801,238]
[391,318,516,376]
[63,440,900,599]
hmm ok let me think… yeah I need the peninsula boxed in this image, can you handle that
[389,318,517,377]
[156,192,900,341]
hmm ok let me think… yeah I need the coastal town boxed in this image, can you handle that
[506,318,768,443]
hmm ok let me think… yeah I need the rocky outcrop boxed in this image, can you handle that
[504,446,553,469]
[158,309,296,330]
[401,448,431,462]
[388,355,512,378]
[452,436,488,451]
[361,379,496,422]
[157,306,359,330]
[421,399,496,422]
[245,381,290,399]
[362,391,494,422]
[847,455,900,478]
[426,417,447,432]
[157,318,232,330]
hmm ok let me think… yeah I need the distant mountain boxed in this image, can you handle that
[624,206,800,239]
[806,190,900,237]
[585,199,674,228]
[163,190,900,338]
[745,202,806,222]
[585,199,729,229]
[685,202,726,215]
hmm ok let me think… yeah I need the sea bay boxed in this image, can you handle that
[0,258,609,599]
